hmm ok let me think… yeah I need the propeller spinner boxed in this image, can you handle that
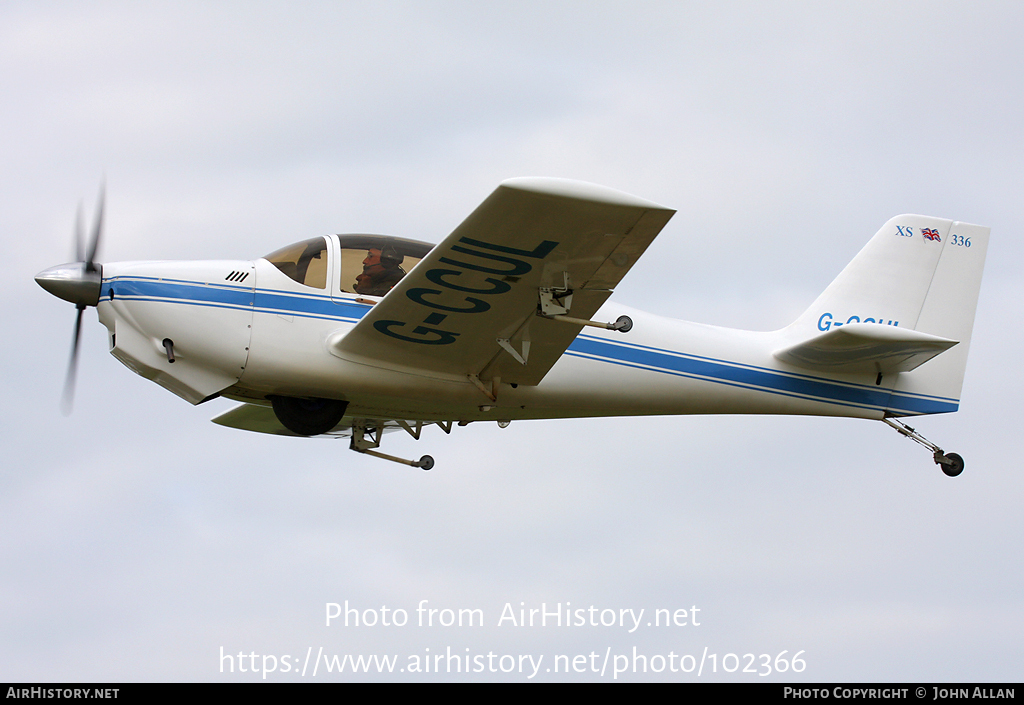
[35,187,105,414]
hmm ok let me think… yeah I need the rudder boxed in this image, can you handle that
[890,219,989,411]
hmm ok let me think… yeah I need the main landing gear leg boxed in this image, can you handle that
[349,421,434,470]
[882,417,964,477]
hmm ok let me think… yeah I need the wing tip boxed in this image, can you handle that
[499,177,673,211]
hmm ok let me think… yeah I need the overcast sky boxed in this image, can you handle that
[3,1,1023,682]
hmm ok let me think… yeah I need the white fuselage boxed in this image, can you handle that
[95,254,952,427]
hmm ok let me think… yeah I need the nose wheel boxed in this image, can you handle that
[883,417,965,477]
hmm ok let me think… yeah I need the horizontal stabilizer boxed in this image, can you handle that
[774,322,958,374]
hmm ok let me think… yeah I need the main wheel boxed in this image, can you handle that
[418,455,434,471]
[269,396,348,436]
[940,452,965,477]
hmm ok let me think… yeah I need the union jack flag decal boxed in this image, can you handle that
[922,228,941,242]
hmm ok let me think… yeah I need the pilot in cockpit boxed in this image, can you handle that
[354,244,406,296]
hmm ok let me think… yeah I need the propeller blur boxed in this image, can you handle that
[36,186,105,415]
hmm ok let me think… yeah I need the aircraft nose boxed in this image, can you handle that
[35,262,103,307]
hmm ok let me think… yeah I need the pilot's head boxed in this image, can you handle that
[363,244,403,269]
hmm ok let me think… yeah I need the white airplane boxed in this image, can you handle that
[36,178,989,475]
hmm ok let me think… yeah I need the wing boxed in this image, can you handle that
[211,403,413,438]
[331,178,675,386]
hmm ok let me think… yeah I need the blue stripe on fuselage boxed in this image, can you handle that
[108,277,252,309]
[103,276,370,322]
[567,335,957,415]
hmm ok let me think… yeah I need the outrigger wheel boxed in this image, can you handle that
[417,455,434,471]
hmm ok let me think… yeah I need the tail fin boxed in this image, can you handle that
[786,215,990,411]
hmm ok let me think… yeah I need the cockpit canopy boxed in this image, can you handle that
[263,234,434,295]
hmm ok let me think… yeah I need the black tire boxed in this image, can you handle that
[269,396,348,436]
[940,452,965,477]
[418,455,434,471]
